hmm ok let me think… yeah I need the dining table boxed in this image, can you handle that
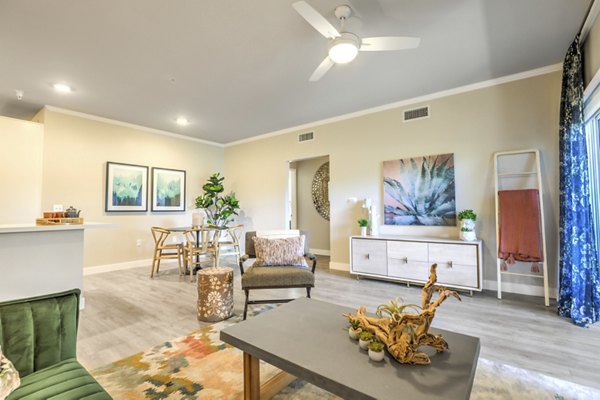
[167,225,227,273]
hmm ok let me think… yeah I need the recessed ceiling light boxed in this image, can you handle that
[175,117,189,126]
[53,83,72,93]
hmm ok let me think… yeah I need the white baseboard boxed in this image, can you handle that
[329,262,349,271]
[84,258,557,300]
[310,248,331,256]
[483,279,558,299]
[83,259,178,276]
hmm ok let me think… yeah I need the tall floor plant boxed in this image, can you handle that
[195,173,240,227]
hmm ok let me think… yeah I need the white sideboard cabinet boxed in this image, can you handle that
[350,235,483,293]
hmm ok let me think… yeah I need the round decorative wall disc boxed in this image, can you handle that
[312,162,330,221]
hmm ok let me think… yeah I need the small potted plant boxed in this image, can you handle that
[348,320,362,340]
[457,209,477,241]
[358,218,369,237]
[358,330,373,350]
[367,340,385,362]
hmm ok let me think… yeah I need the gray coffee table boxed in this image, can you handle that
[220,298,480,400]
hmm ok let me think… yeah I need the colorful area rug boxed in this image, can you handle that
[92,313,600,400]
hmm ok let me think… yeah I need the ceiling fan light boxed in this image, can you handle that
[328,33,360,64]
[329,41,358,64]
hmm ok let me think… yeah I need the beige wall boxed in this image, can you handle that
[584,11,600,86]
[225,71,562,293]
[0,116,44,224]
[37,109,224,267]
[296,156,330,252]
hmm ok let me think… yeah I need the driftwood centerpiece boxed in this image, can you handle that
[344,264,461,365]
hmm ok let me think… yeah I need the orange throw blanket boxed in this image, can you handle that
[498,189,543,263]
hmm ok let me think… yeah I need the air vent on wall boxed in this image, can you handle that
[298,131,314,142]
[403,106,430,122]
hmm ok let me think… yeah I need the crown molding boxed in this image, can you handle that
[225,63,563,147]
[581,0,600,42]
[43,106,224,148]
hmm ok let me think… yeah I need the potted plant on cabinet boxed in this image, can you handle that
[457,209,477,241]
[194,173,240,227]
[358,330,373,350]
[367,340,385,362]
[358,218,369,237]
[348,320,362,340]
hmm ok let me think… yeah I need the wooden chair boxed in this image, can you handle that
[239,230,317,319]
[214,224,243,267]
[183,227,218,281]
[150,227,183,278]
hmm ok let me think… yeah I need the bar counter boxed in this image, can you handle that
[0,223,113,302]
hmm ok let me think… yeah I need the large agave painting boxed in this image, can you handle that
[383,153,456,226]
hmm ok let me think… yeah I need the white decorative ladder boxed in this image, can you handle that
[494,149,549,306]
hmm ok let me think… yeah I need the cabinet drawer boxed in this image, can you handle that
[388,259,430,282]
[351,239,387,276]
[435,263,478,288]
[387,241,428,263]
[429,243,477,266]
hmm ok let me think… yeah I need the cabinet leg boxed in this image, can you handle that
[470,290,473,297]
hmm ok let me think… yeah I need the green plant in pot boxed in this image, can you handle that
[457,209,477,222]
[358,218,369,236]
[368,340,385,362]
[358,330,373,350]
[194,173,240,227]
[457,209,477,241]
[348,319,362,340]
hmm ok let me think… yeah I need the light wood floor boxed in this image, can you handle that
[78,256,600,390]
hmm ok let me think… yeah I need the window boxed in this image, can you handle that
[585,111,600,253]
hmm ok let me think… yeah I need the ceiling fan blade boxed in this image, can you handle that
[360,36,421,51]
[309,57,335,82]
[292,1,340,39]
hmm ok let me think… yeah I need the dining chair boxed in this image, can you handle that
[213,224,243,267]
[150,227,183,278]
[183,227,218,281]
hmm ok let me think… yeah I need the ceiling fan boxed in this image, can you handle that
[292,1,421,81]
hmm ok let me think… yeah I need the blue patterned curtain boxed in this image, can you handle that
[558,34,600,327]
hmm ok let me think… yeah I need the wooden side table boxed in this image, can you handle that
[197,267,234,322]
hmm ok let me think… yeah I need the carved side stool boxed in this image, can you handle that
[197,267,234,322]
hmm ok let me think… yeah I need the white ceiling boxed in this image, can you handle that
[0,0,592,144]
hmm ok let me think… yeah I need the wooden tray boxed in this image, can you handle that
[36,217,84,225]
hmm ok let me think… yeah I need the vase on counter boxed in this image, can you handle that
[192,209,205,227]
[459,219,476,241]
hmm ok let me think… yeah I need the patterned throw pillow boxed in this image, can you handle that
[0,347,20,399]
[253,235,308,268]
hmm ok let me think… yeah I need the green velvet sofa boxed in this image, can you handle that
[0,289,111,399]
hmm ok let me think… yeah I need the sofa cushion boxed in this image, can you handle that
[0,290,79,378]
[6,358,111,400]
[252,236,307,268]
[241,265,315,289]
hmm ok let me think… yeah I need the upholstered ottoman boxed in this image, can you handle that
[197,267,234,322]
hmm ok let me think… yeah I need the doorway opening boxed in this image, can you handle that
[287,156,330,256]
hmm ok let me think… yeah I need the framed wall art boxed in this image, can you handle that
[105,162,148,212]
[151,167,186,212]
[383,153,456,226]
